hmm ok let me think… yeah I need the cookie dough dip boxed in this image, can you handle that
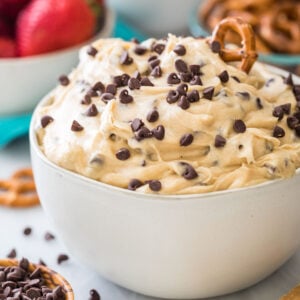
[35,18,300,195]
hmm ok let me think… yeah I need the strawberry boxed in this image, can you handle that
[0,17,14,37]
[0,37,17,57]
[0,0,31,20]
[17,0,97,57]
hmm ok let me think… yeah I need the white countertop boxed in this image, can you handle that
[1,136,300,300]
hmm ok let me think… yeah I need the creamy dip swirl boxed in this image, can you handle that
[35,35,300,194]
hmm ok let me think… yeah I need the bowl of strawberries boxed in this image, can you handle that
[0,0,114,116]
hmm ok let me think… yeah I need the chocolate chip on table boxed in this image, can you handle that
[190,64,201,76]
[180,133,194,146]
[177,96,190,110]
[287,116,299,129]
[44,232,55,241]
[151,66,162,77]
[58,75,70,86]
[167,73,181,85]
[131,118,144,132]
[210,40,221,53]
[148,180,162,192]
[190,75,202,85]
[284,73,294,86]
[128,77,141,90]
[176,83,188,95]
[87,46,98,57]
[147,109,159,122]
[173,44,186,56]
[23,227,32,236]
[41,115,54,128]
[233,120,246,133]
[57,254,69,265]
[180,72,193,83]
[128,179,143,191]
[89,289,101,300]
[135,126,153,141]
[187,90,200,102]
[134,45,147,55]
[180,162,198,180]
[105,84,117,95]
[236,91,250,100]
[218,70,229,83]
[86,104,98,117]
[116,148,130,161]
[256,97,263,109]
[273,125,285,138]
[214,134,226,148]
[152,125,165,140]
[152,43,165,54]
[71,120,84,132]
[113,73,130,87]
[140,77,154,86]
[175,59,188,73]
[120,51,133,65]
[203,86,214,100]
[166,90,180,103]
[119,89,133,104]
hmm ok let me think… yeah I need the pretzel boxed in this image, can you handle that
[210,17,258,73]
[0,168,39,207]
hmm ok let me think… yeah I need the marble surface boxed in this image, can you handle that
[0,136,300,300]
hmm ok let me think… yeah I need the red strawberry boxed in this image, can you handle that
[0,0,31,20]
[0,17,14,37]
[0,37,17,57]
[17,0,97,57]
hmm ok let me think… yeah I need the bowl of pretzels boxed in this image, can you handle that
[190,0,300,75]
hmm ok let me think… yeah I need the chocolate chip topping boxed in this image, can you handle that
[180,72,193,83]
[176,83,188,95]
[187,90,200,103]
[131,118,144,132]
[173,44,186,56]
[148,55,158,62]
[177,95,190,110]
[295,126,300,137]
[214,134,226,148]
[135,126,153,141]
[233,119,246,133]
[71,120,84,132]
[134,45,147,55]
[232,76,240,83]
[147,109,159,122]
[180,133,194,146]
[140,77,154,86]
[87,46,98,57]
[218,70,229,83]
[181,162,198,180]
[287,116,299,129]
[133,70,141,80]
[116,148,131,160]
[149,58,161,69]
[175,59,188,73]
[120,51,133,65]
[57,254,69,264]
[148,180,162,191]
[284,73,294,86]
[92,81,105,93]
[273,125,285,138]
[101,93,115,103]
[113,73,130,87]
[58,75,70,86]
[119,89,133,104]
[167,73,181,85]
[7,248,16,258]
[152,43,165,54]
[167,90,180,103]
[89,289,101,300]
[280,103,291,115]
[41,115,54,128]
[236,91,250,100]
[151,66,162,77]
[190,75,202,85]
[128,179,143,191]
[273,104,290,120]
[203,86,214,100]
[211,41,221,53]
[81,94,91,105]
[86,104,98,117]
[190,64,202,76]
[128,77,141,90]
[256,97,263,109]
[106,84,117,95]
[152,125,165,140]
[23,227,32,236]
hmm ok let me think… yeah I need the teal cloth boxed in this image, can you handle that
[0,17,147,149]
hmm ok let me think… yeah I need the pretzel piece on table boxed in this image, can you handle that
[209,17,258,73]
[0,168,39,207]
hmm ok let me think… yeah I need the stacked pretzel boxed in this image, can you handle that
[200,0,300,54]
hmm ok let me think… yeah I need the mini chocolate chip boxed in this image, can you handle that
[273,125,285,138]
[149,58,161,69]
[190,75,202,85]
[287,116,299,129]
[119,89,133,104]
[167,73,181,84]
[133,70,141,80]
[284,73,294,86]
[233,119,246,133]
[231,76,240,83]
[58,75,70,86]
[131,118,144,132]
[89,289,101,300]
[120,51,133,65]
[140,77,154,86]
[180,72,193,82]
[166,90,180,103]
[214,135,226,148]
[256,97,263,109]
[176,83,188,95]
[295,125,300,137]
[180,133,194,146]
[128,179,143,191]
[7,248,16,259]
[281,103,291,115]
[23,227,32,236]
[203,86,214,100]
[105,84,117,95]
[273,106,284,120]
[218,70,229,83]
[190,64,202,76]
[236,91,250,100]
[148,180,162,191]
[113,74,130,87]
[294,112,300,121]
[86,104,98,117]
[19,258,29,271]
[45,232,55,241]
[175,59,188,73]
[116,148,131,160]
[71,120,84,132]
[92,81,105,93]
[147,110,159,122]
[86,88,98,97]
[87,46,98,57]
[101,93,115,103]
[173,44,186,56]
[135,126,153,141]
[152,125,165,140]
[39,259,47,266]
[187,90,200,102]
[41,115,54,128]
[81,94,92,105]
[134,45,147,55]
[57,254,69,265]
[128,78,141,90]
[151,66,162,77]
[152,43,165,54]
[148,55,157,62]
[293,85,300,97]
[211,41,221,53]
[177,95,190,110]
[181,162,198,180]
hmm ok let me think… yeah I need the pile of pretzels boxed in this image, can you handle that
[200,0,300,54]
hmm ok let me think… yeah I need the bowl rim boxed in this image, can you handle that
[30,65,300,202]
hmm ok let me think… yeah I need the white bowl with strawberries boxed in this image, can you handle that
[0,0,114,116]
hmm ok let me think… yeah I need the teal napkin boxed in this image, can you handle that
[0,17,147,149]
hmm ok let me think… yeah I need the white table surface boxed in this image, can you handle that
[1,136,300,300]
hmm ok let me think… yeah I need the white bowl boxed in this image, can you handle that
[30,68,300,299]
[0,9,114,116]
